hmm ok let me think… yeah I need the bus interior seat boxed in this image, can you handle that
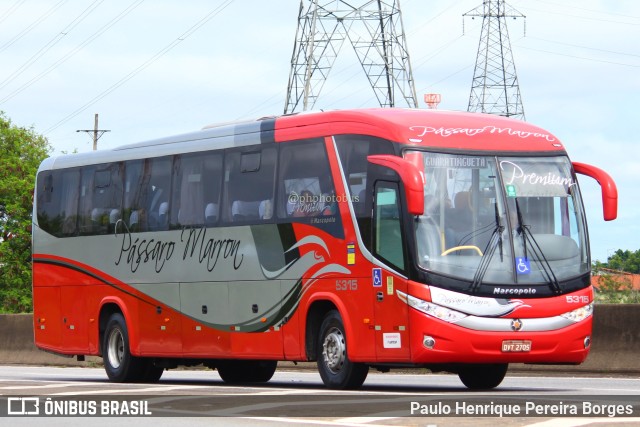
[129,210,140,232]
[157,202,169,230]
[259,199,273,220]
[231,200,262,221]
[90,207,107,233]
[205,203,219,226]
[231,200,274,221]
[108,209,120,233]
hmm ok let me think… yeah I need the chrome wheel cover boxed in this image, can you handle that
[322,327,346,374]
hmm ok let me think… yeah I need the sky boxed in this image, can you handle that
[0,0,638,262]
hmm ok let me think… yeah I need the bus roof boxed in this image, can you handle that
[40,108,563,172]
[275,109,564,152]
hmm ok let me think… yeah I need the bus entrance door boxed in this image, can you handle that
[373,269,410,361]
[372,181,411,362]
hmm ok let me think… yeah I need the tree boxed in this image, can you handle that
[606,249,640,274]
[0,112,51,313]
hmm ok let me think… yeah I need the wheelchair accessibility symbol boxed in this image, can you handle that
[516,257,531,275]
[373,268,382,287]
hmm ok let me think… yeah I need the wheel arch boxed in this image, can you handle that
[98,297,136,356]
[303,293,353,361]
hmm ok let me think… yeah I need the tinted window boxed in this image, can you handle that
[89,163,123,235]
[223,147,276,223]
[124,157,172,232]
[171,152,223,228]
[277,139,343,237]
[374,182,405,271]
[36,169,80,237]
[335,135,395,248]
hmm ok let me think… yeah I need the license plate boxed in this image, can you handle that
[501,340,532,352]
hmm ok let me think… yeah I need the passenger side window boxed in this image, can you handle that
[123,160,143,232]
[277,139,343,237]
[125,157,171,232]
[373,182,405,271]
[223,147,276,223]
[171,152,223,228]
[83,163,122,235]
[59,169,80,236]
[36,169,80,237]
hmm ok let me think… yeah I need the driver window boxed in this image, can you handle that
[373,182,405,272]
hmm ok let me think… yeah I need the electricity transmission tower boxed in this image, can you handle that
[284,0,418,114]
[464,0,526,120]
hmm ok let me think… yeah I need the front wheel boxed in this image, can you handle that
[102,313,163,383]
[103,313,141,382]
[316,310,368,389]
[458,363,508,390]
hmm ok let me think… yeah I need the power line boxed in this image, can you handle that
[529,0,640,21]
[418,63,474,93]
[0,0,104,93]
[516,45,640,68]
[0,0,145,105]
[0,0,67,54]
[406,0,465,37]
[521,5,640,26]
[525,36,640,59]
[44,0,236,135]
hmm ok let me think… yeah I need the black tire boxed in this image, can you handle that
[137,359,164,383]
[458,363,508,390]
[316,310,368,389]
[102,313,145,382]
[217,360,277,383]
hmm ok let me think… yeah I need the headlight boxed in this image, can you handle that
[405,293,468,323]
[560,303,593,323]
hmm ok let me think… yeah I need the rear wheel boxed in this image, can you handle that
[217,360,277,383]
[458,363,508,390]
[316,310,368,389]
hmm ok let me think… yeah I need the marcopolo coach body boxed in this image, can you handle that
[32,108,617,389]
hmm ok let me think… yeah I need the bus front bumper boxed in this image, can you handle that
[408,309,592,365]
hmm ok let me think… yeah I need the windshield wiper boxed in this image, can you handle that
[514,198,562,294]
[469,202,504,294]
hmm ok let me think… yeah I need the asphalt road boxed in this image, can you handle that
[1,365,640,426]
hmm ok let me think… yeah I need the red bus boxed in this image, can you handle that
[32,108,617,389]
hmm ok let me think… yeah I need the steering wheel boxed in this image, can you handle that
[441,245,483,256]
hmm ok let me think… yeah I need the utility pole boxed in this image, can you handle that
[76,113,110,151]
[284,0,418,114]
[464,0,526,120]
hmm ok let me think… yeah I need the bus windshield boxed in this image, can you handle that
[407,151,589,287]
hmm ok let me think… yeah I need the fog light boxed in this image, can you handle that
[584,336,591,349]
[423,335,436,349]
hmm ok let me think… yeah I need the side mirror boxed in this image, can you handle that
[573,162,618,221]
[367,155,424,216]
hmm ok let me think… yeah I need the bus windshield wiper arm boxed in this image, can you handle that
[514,198,561,294]
[469,215,504,293]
